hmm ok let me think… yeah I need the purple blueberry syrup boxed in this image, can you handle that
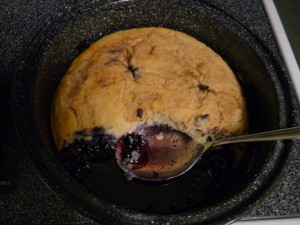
[114,125,198,180]
[115,133,149,169]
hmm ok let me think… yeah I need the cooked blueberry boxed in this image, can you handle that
[128,65,138,79]
[206,136,213,142]
[198,84,210,91]
[116,133,149,169]
[137,108,144,118]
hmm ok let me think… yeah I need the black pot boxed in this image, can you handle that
[12,1,299,224]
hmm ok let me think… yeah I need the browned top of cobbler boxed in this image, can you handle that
[51,27,248,150]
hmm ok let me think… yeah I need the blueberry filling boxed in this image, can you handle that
[57,125,247,213]
[137,108,144,118]
[60,124,230,182]
[198,83,211,91]
[128,65,138,79]
[116,133,149,169]
[59,128,116,180]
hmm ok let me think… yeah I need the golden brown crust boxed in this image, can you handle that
[51,27,248,150]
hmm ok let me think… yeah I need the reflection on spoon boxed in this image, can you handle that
[115,125,300,181]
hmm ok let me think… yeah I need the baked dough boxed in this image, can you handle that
[51,27,248,150]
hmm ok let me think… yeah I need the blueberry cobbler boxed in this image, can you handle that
[51,27,248,180]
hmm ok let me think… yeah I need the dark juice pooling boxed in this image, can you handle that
[115,125,199,180]
[58,126,253,213]
[116,133,149,169]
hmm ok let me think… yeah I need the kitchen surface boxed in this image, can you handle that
[0,0,300,224]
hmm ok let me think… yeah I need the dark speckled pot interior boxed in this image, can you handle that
[12,0,298,224]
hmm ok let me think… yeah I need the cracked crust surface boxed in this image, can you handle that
[51,27,248,150]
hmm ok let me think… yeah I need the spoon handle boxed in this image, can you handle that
[212,126,300,148]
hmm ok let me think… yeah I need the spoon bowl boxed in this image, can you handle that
[116,126,300,181]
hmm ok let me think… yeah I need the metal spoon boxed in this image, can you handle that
[116,126,300,181]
